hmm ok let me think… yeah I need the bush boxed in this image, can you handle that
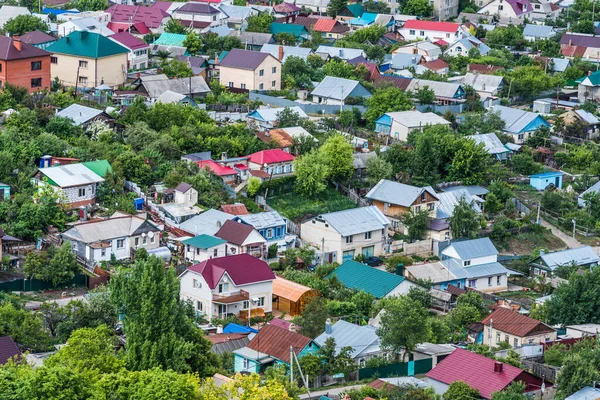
[384,255,413,273]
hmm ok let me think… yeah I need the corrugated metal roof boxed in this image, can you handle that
[523,24,554,38]
[249,106,308,122]
[366,179,438,208]
[444,238,498,260]
[142,76,210,99]
[575,109,600,124]
[491,105,548,134]
[406,79,462,99]
[469,133,509,155]
[62,216,155,243]
[459,261,509,278]
[565,386,600,400]
[38,163,104,188]
[237,211,285,230]
[406,261,458,283]
[182,234,226,249]
[481,307,555,337]
[389,53,422,70]
[260,43,312,62]
[315,45,364,60]
[329,260,406,298]
[310,76,365,101]
[179,209,234,236]
[383,111,450,129]
[443,185,489,197]
[212,336,250,354]
[314,320,380,359]
[56,104,104,126]
[461,73,504,93]
[320,206,388,236]
[536,246,600,270]
[436,189,482,220]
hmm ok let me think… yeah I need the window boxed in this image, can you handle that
[151,235,155,244]
[0,64,3,72]
[143,236,147,245]
[214,248,218,257]
[116,239,125,249]
[218,283,229,293]
[101,248,106,257]
[259,83,264,90]
[266,229,273,239]
[79,60,88,69]
[415,205,421,212]
[271,80,276,87]
[257,296,265,306]
[464,260,471,267]
[243,300,249,309]
[51,56,57,64]
[409,29,415,35]
[420,31,425,36]
[428,203,435,211]
[345,236,353,244]
[196,247,200,255]
[514,338,518,347]
[497,275,501,285]
[78,188,86,197]
[196,301,203,311]
[259,69,264,76]
[365,231,372,240]
[213,15,217,21]
[241,83,246,89]
[518,134,524,140]
[496,332,501,343]
[343,250,355,261]
[498,4,503,9]
[529,339,534,344]
[78,76,88,85]
[135,237,139,246]
[193,279,202,289]
[228,82,233,87]
[468,279,476,288]
[31,61,42,70]
[488,277,492,286]
[384,202,389,211]
[243,358,250,370]
[421,192,426,202]
[444,231,450,240]
[505,335,509,343]
[272,66,277,73]
[31,78,42,88]
[446,33,451,39]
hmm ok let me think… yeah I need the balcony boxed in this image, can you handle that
[212,290,249,304]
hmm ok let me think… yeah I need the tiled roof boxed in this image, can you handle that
[187,253,275,289]
[0,36,49,61]
[182,234,226,249]
[215,219,255,245]
[47,31,128,58]
[108,31,148,51]
[403,20,459,33]
[293,15,318,29]
[329,260,405,299]
[0,336,21,365]
[247,324,312,364]
[374,74,412,90]
[106,4,169,29]
[481,308,555,338]
[20,30,55,45]
[219,203,249,215]
[176,2,220,13]
[220,48,270,70]
[247,149,295,165]
[421,58,449,71]
[255,129,294,147]
[313,18,337,32]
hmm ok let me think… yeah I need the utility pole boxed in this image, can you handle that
[321,237,325,265]
[488,318,493,353]
[290,347,294,384]
[291,346,312,398]
[537,202,541,225]
[572,218,577,240]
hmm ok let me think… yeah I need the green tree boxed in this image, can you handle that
[411,132,440,186]
[403,210,430,242]
[294,151,328,197]
[449,195,481,239]
[47,242,80,287]
[275,33,297,46]
[416,86,436,105]
[511,153,543,175]
[403,0,433,16]
[444,381,480,400]
[2,15,49,35]
[0,302,52,351]
[66,0,108,11]
[182,33,202,55]
[449,139,490,185]
[161,59,193,78]
[164,19,188,34]
[490,382,528,400]
[363,0,391,13]
[365,156,393,186]
[247,176,261,197]
[555,355,600,399]
[543,343,567,366]
[546,267,600,325]
[276,107,301,128]
[407,286,432,309]
[364,86,414,127]
[327,0,347,17]
[573,20,595,33]
[246,13,275,33]
[293,297,329,339]
[322,59,358,79]
[319,133,354,182]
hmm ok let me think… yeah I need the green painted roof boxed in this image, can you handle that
[208,50,229,65]
[577,70,600,85]
[182,234,226,249]
[46,31,129,58]
[328,260,405,299]
[82,160,112,178]
[270,22,307,37]
[154,33,187,47]
[343,3,364,17]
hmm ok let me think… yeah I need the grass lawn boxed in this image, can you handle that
[268,187,357,221]
[493,229,566,255]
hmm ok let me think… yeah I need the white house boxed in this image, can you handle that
[179,253,276,320]
[172,2,229,30]
[108,31,150,70]
[310,76,372,105]
[477,0,532,23]
[393,41,442,61]
[398,20,461,42]
[159,182,203,224]
[374,110,451,142]
[182,234,228,263]
[215,219,267,259]
[301,206,389,264]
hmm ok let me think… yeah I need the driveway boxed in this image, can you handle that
[539,218,600,254]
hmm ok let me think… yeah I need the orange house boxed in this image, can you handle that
[0,36,51,93]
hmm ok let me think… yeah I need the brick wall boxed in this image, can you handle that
[0,55,51,93]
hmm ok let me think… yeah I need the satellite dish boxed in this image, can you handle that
[148,231,155,238]
[141,233,147,237]
[231,248,236,254]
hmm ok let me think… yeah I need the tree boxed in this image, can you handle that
[403,210,429,242]
[161,59,193,78]
[327,0,347,17]
[443,381,480,400]
[319,133,354,182]
[2,15,49,35]
[322,59,358,79]
[293,297,328,339]
[403,0,433,16]
[511,153,543,175]
[555,355,600,399]
[364,86,414,127]
[543,343,567,366]
[546,267,600,325]
[164,19,188,34]
[366,156,393,185]
[0,302,52,351]
[449,139,490,185]
[491,382,528,400]
[377,296,431,361]
[450,292,487,330]
[66,0,108,11]
[573,20,595,33]
[294,151,328,197]
[416,86,436,105]
[449,195,481,239]
[363,0,391,13]
[407,286,432,309]
[47,242,80,287]
[411,132,440,186]
[276,107,301,128]
[247,177,261,197]
[182,33,202,55]
[246,13,275,33]
[275,33,297,46]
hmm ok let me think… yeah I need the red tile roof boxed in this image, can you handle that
[187,253,275,289]
[313,18,337,33]
[426,348,522,399]
[247,149,295,165]
[422,58,449,71]
[403,20,460,33]
[481,308,555,338]
[215,219,256,246]
[247,324,312,364]
[197,160,238,176]
[220,203,249,215]
[0,336,21,365]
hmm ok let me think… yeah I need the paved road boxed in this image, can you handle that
[299,384,364,399]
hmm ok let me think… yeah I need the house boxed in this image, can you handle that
[219,203,248,216]
[55,103,114,129]
[0,6,30,29]
[433,0,460,19]
[177,55,210,77]
[20,30,56,50]
[337,3,364,21]
[426,348,549,399]
[260,44,311,62]
[329,259,419,299]
[445,35,491,57]
[523,24,555,41]
[179,209,234,237]
[310,76,372,105]
[393,41,442,61]
[0,336,21,365]
[416,59,450,76]
[481,308,557,348]
[156,91,197,106]
[105,4,170,33]
[558,109,600,140]
[374,111,451,142]
[246,149,295,178]
[477,0,532,22]
[468,133,511,161]
[254,126,315,152]
[61,213,160,265]
[576,69,600,103]
[273,2,300,22]
[0,35,50,93]
[182,234,227,263]
[197,160,242,185]
[459,72,504,98]
[530,0,561,21]
[235,31,275,51]
[436,189,483,220]
[272,276,319,316]
[561,34,600,61]
[385,53,424,72]
[234,324,319,373]
[312,18,349,39]
[135,75,211,102]
[315,319,386,366]
[398,20,461,42]
[414,343,456,368]
[467,63,504,74]
[215,219,267,258]
[529,246,600,277]
[348,12,377,29]
[566,387,600,400]
[406,79,465,103]
[46,31,129,89]
[158,182,202,224]
[578,180,600,207]
[179,253,276,321]
[235,211,291,251]
[31,162,106,207]
[301,206,389,263]
[108,31,149,71]
[219,48,281,91]
[315,45,365,61]
[353,152,376,178]
[490,105,551,144]
[529,171,563,190]
[207,333,251,355]
[172,2,228,30]
[405,261,467,291]
[57,16,115,37]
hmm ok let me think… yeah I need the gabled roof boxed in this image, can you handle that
[461,72,504,92]
[523,24,554,38]
[403,20,460,33]
[366,179,438,207]
[247,148,295,165]
[436,189,482,220]
[215,219,257,246]
[377,111,450,129]
[311,76,371,101]
[505,0,533,16]
[273,276,315,302]
[179,209,235,237]
[176,2,220,14]
[469,133,509,155]
[339,3,364,17]
[317,206,388,237]
[62,215,157,243]
[155,32,187,46]
[481,308,555,337]
[47,31,128,59]
[182,234,226,249]
[560,33,600,49]
[273,2,300,13]
[444,237,498,260]
[247,324,313,364]
[389,53,423,70]
[236,211,285,230]
[329,260,406,299]
[235,31,275,46]
[219,203,249,215]
[220,48,272,70]
[248,106,308,122]
[186,253,275,289]
[81,160,112,178]
[531,246,600,270]
[0,36,50,61]
[467,63,504,74]
[37,163,104,188]
[315,45,364,60]
[270,22,307,37]
[106,4,169,29]
[313,18,345,33]
[197,160,238,177]
[109,31,149,51]
[426,348,525,399]
[20,30,56,45]
[56,103,104,126]
[141,76,210,99]
[407,79,462,99]
[421,58,449,71]
[490,105,548,134]
[0,336,21,365]
[315,320,380,359]
[260,43,312,62]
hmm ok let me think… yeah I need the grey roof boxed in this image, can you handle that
[233,346,273,362]
[383,111,450,128]
[469,133,509,155]
[443,185,489,197]
[220,48,271,70]
[234,31,275,46]
[447,36,490,55]
[534,246,600,270]
[212,336,250,355]
[523,24,555,38]
[315,45,364,60]
[505,142,522,151]
[575,109,600,124]
[151,44,188,57]
[56,104,104,126]
[551,57,570,72]
[353,152,377,169]
[578,180,600,207]
[314,320,380,359]
[260,44,312,62]
[142,76,210,99]
[406,261,459,283]
[444,237,499,260]
[310,76,371,101]
[62,216,157,243]
[209,24,232,37]
[565,386,600,400]
[156,90,189,104]
[389,52,423,70]
[179,209,235,236]
[436,189,482,219]
[38,163,104,188]
[220,4,253,22]
[445,260,508,279]
[490,105,544,134]
[377,377,428,388]
[317,206,389,236]
[146,246,172,262]
[406,79,462,99]
[0,6,29,28]
[415,342,456,356]
[460,73,504,93]
[250,106,308,122]
[366,179,438,207]
[237,211,285,230]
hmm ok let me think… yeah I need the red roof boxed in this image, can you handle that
[403,20,460,33]
[109,31,149,50]
[219,203,249,215]
[215,219,257,246]
[187,253,275,289]
[247,149,295,165]
[481,308,555,338]
[247,324,312,364]
[313,18,337,33]
[422,58,449,71]
[433,39,448,46]
[426,348,522,399]
[274,2,300,13]
[197,160,238,176]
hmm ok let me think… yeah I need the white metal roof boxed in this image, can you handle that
[38,163,104,188]
[385,110,451,128]
[316,206,389,236]
[56,104,104,126]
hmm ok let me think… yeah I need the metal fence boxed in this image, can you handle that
[357,358,433,380]
[0,273,89,292]
[249,92,367,114]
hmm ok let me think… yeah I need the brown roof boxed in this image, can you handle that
[467,64,505,74]
[255,129,293,147]
[374,74,412,90]
[220,48,271,71]
[0,336,21,365]
[273,276,315,302]
[206,333,249,344]
[368,379,399,390]
[215,219,255,246]
[175,182,192,193]
[249,169,270,179]
[446,284,466,297]
[422,58,449,71]
[0,36,50,61]
[247,324,312,364]
[219,203,249,215]
[481,308,555,338]
[293,16,319,30]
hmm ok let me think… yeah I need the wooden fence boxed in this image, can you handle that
[522,359,561,383]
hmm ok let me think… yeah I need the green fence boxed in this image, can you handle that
[0,274,88,292]
[358,358,433,380]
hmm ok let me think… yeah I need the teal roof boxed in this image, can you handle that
[154,33,187,47]
[46,31,129,58]
[343,3,364,17]
[577,70,600,85]
[208,50,229,65]
[182,234,226,249]
[328,260,406,298]
[82,160,112,178]
[350,11,376,25]
[270,22,307,37]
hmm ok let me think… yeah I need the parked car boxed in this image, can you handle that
[365,256,383,267]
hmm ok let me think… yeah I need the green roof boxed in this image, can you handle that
[577,70,600,85]
[82,160,112,178]
[46,31,129,58]
[342,3,364,17]
[270,22,307,37]
[328,260,405,299]
[182,234,226,249]
[154,33,187,47]
[208,50,229,65]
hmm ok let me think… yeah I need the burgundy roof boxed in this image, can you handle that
[20,30,56,45]
[560,33,600,48]
[106,4,169,29]
[151,1,172,11]
[505,0,532,16]
[220,48,271,70]
[422,58,449,71]
[426,348,522,399]
[274,2,300,13]
[0,336,21,365]
[215,219,256,246]
[178,19,211,29]
[445,284,466,297]
[109,31,148,50]
[0,36,50,61]
[481,308,555,338]
[187,253,275,289]
[375,75,412,90]
[247,324,312,364]
[176,2,220,14]
[175,182,192,193]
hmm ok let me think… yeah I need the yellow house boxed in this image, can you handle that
[46,31,129,89]
[219,48,281,91]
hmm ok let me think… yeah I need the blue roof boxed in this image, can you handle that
[43,7,79,15]
[530,171,563,178]
[349,12,377,26]
[565,386,600,400]
[314,320,380,358]
[223,323,259,334]
[444,237,498,260]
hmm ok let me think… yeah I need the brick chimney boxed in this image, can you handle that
[494,361,503,373]
[278,45,284,61]
[12,36,21,52]
[214,52,219,65]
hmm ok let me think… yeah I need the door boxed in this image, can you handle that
[362,246,375,257]
[555,176,560,187]
[217,304,227,318]
[328,253,334,263]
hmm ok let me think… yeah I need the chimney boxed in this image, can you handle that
[539,249,545,255]
[214,52,219,65]
[289,323,296,332]
[12,36,21,52]
[221,152,227,160]
[325,318,332,334]
[569,39,572,46]
[278,45,284,61]
[494,361,503,373]
[216,324,223,334]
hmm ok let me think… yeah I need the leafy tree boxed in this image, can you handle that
[449,195,481,239]
[546,267,600,325]
[403,210,430,242]
[275,33,297,46]
[490,382,528,400]
[363,0,391,13]
[555,354,600,399]
[444,381,480,400]
[319,133,354,182]
[47,242,80,287]
[182,33,202,55]
[458,110,505,135]
[407,286,432,309]
[164,19,188,34]
[322,59,359,79]
[161,59,193,78]
[327,0,347,17]
[365,45,386,64]
[449,139,489,185]
[2,15,49,35]
[247,176,261,197]
[294,150,328,197]
[66,0,108,11]
[364,86,414,127]
[573,20,595,33]
[246,13,275,33]
[351,290,375,318]
[403,0,433,16]
[276,107,301,128]
[293,297,329,339]
[411,132,440,186]
[366,156,393,185]
[511,153,543,175]
[0,302,52,351]
[543,343,567,366]
[416,86,436,105]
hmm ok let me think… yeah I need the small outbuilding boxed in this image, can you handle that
[529,171,563,191]
[272,276,319,316]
